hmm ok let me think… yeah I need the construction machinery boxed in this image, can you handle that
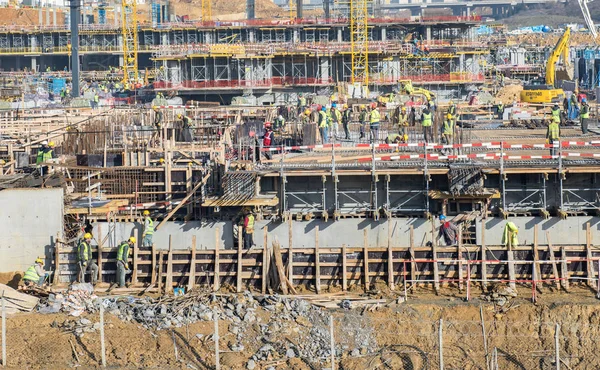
[399,80,435,102]
[520,28,571,103]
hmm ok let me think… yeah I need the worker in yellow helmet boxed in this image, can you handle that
[177,113,194,142]
[22,257,48,287]
[243,208,255,249]
[441,113,454,145]
[78,233,98,285]
[547,116,560,156]
[142,210,154,247]
[116,236,136,287]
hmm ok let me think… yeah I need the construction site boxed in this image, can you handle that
[1,0,600,368]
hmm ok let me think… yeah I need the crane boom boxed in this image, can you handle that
[122,0,139,84]
[578,0,598,39]
[546,27,570,86]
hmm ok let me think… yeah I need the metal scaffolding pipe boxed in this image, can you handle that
[69,0,80,98]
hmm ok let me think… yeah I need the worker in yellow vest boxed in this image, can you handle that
[547,116,560,156]
[78,233,98,285]
[421,107,433,143]
[22,258,48,287]
[441,113,454,145]
[142,210,154,247]
[243,208,255,249]
[551,103,561,123]
[318,106,329,144]
[370,104,381,143]
[116,237,136,287]
[502,221,519,249]
[580,98,590,135]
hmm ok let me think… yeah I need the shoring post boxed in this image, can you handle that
[555,323,560,370]
[438,318,444,370]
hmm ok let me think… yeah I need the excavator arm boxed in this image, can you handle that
[546,27,571,86]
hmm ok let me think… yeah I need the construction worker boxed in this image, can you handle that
[437,215,458,246]
[398,106,409,138]
[441,113,454,145]
[92,91,99,109]
[502,221,519,249]
[115,237,135,287]
[547,116,560,156]
[22,257,48,287]
[341,104,351,140]
[151,106,163,145]
[274,115,285,130]
[385,133,403,144]
[370,104,380,143]
[569,93,578,120]
[297,93,306,116]
[243,208,255,249]
[551,103,561,123]
[580,98,590,135]
[142,210,154,247]
[78,233,98,285]
[358,105,368,139]
[496,101,505,120]
[36,141,56,165]
[318,106,329,144]
[301,108,311,125]
[263,123,274,160]
[330,103,342,139]
[177,113,194,142]
[421,107,433,143]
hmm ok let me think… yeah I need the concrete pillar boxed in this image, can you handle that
[249,30,255,43]
[114,5,120,27]
[293,29,299,43]
[31,57,37,72]
[46,7,50,25]
[320,57,329,84]
[162,33,169,45]
[39,7,42,25]
[381,28,386,42]
[466,5,471,16]
[337,29,342,42]
[53,9,57,25]
[30,36,37,53]
[119,56,124,67]
[426,26,431,42]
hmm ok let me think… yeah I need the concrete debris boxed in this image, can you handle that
[58,318,100,337]
[38,283,98,316]
[481,284,518,307]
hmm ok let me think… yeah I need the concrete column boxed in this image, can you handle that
[31,57,37,72]
[249,30,255,43]
[114,5,120,27]
[39,7,42,25]
[426,26,431,42]
[53,9,57,25]
[30,36,37,53]
[119,56,124,67]
[162,33,169,45]
[337,29,342,42]
[46,7,50,25]
[381,28,386,42]
[466,5,471,16]
[320,57,329,84]
[293,29,299,43]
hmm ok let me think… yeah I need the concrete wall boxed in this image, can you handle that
[0,188,63,272]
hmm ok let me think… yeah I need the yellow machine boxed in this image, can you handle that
[520,28,570,103]
[399,80,435,102]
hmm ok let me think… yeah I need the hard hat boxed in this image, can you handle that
[439,215,446,220]
[304,108,311,115]
[41,140,48,145]
[177,114,183,119]
[582,98,587,103]
[278,115,283,120]
[35,257,43,264]
[299,92,303,96]
[360,105,366,109]
[332,103,337,108]
[371,102,377,109]
[0,159,5,165]
[129,236,136,243]
[321,106,327,111]
[143,210,150,216]
[153,106,159,110]
[449,100,454,105]
[84,233,92,239]
[316,104,322,111]
[48,141,55,147]
[401,106,406,111]
[265,122,271,128]
[447,113,452,119]
[159,158,165,163]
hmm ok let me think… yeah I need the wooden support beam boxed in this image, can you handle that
[560,247,570,291]
[188,236,196,291]
[481,219,487,289]
[507,250,516,290]
[586,222,595,288]
[546,231,560,290]
[342,244,347,291]
[431,221,440,294]
[214,227,220,292]
[262,230,267,294]
[132,228,139,284]
[409,226,416,291]
[533,225,541,290]
[157,251,164,293]
[53,242,60,285]
[288,219,293,283]
[165,235,173,293]
[315,226,321,294]
[150,243,157,285]
[363,229,369,291]
[273,241,289,295]
[155,172,210,231]
[237,226,243,293]
[458,229,464,292]
[387,219,395,290]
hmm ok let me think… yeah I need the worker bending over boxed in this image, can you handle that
[116,237,136,288]
[78,233,98,285]
[437,215,459,246]
[23,258,48,287]
[546,116,560,156]
[502,221,519,249]
[142,210,154,247]
[176,114,194,142]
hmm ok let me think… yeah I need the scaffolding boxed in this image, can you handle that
[121,0,139,83]
[350,0,369,86]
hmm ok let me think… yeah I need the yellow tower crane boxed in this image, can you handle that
[121,0,139,84]
[289,0,296,21]
[350,0,369,87]
[202,0,212,22]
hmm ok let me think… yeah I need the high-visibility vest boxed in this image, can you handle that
[448,105,456,116]
[387,134,400,142]
[263,131,273,146]
[581,105,590,118]
[497,104,504,113]
[36,148,53,164]
[145,217,154,235]
[399,113,408,126]
[551,107,560,119]
[332,109,341,123]
[245,214,255,233]
[319,111,327,128]
[299,97,306,106]
[370,109,380,124]
[23,265,40,282]
[422,112,432,127]
[117,242,130,262]
[548,122,559,140]
[442,120,453,135]
[78,241,92,262]
[94,95,99,103]
[182,116,193,127]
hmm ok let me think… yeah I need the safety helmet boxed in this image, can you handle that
[439,215,446,221]
[35,257,43,264]
[143,210,150,216]
[84,233,92,239]
[447,113,452,119]
[177,114,183,119]
[449,100,454,105]
[41,140,48,145]
[159,158,165,163]
[316,104,322,111]
[371,102,378,109]
[332,103,337,108]
[48,141,55,147]
[265,122,271,128]
[304,109,311,115]
[153,106,159,111]
[360,105,366,109]
[321,106,327,111]
[278,115,283,120]
[582,98,587,103]
[401,106,406,111]
[129,236,136,243]
[343,104,348,109]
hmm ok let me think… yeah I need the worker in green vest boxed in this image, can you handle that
[116,237,136,288]
[92,92,99,109]
[551,103,561,123]
[580,98,590,135]
[421,107,433,143]
[370,104,380,143]
[243,208,255,249]
[142,210,154,247]
[502,221,519,249]
[358,105,368,139]
[441,113,454,145]
[398,106,409,137]
[297,93,306,116]
[36,141,56,165]
[78,233,98,285]
[547,116,561,156]
[496,101,505,120]
[22,257,48,287]
[318,106,329,144]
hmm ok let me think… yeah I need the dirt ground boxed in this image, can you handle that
[2,284,600,369]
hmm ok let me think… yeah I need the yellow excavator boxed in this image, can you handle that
[399,80,435,102]
[520,27,571,103]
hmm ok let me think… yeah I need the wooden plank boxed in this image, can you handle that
[458,229,464,291]
[155,172,210,231]
[432,220,440,294]
[262,229,267,294]
[188,236,196,291]
[150,243,157,285]
[533,225,541,289]
[586,222,595,288]
[165,235,173,293]
[214,227,220,292]
[342,244,347,291]
[288,219,293,283]
[409,226,416,290]
[132,228,139,284]
[387,219,395,290]
[53,243,60,285]
[315,226,321,294]
[273,241,289,295]
[237,226,243,293]
[363,229,369,291]
[481,219,487,288]
[546,231,560,290]
[560,247,570,291]
[157,251,164,293]
[507,250,516,290]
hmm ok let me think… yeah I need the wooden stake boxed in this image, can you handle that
[132,228,139,284]
[157,251,164,293]
[214,227,220,292]
[546,231,560,290]
[533,225,541,289]
[262,229,267,294]
[458,229,464,292]
[315,226,321,294]
[150,243,157,285]
[236,226,243,293]
[560,246,570,291]
[53,242,60,285]
[387,219,395,290]
[481,219,487,289]
[188,235,196,291]
[342,244,347,291]
[166,235,173,293]
[507,250,516,290]
[431,220,440,293]
[409,226,416,290]
[273,241,293,295]
[586,222,595,288]
[363,229,369,291]
[288,219,293,282]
